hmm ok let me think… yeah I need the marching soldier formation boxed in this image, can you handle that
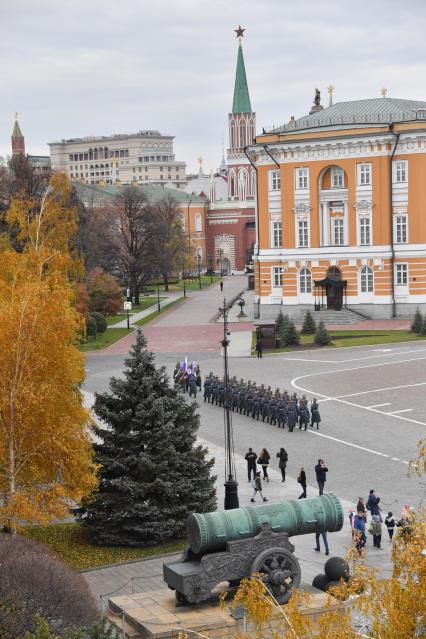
[202,374,321,432]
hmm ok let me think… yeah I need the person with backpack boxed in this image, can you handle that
[258,448,270,481]
[276,448,288,482]
[250,472,268,503]
[297,467,307,499]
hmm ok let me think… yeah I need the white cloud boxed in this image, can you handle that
[0,0,426,171]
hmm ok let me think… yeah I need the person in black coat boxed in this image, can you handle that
[366,490,381,518]
[315,459,328,495]
[297,467,307,499]
[245,447,257,482]
[276,447,288,482]
[286,400,297,432]
[255,338,263,358]
[310,399,321,429]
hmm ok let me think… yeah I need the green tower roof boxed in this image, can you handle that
[232,43,252,114]
[12,116,23,138]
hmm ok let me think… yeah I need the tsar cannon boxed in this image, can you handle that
[163,492,343,605]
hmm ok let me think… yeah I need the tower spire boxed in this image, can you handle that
[11,112,25,156]
[232,27,252,114]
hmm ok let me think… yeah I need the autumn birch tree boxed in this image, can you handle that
[0,174,97,531]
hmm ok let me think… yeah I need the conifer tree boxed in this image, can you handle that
[277,313,290,346]
[420,315,426,337]
[275,309,285,335]
[314,320,332,346]
[411,308,423,334]
[282,319,300,346]
[301,309,316,334]
[81,330,216,546]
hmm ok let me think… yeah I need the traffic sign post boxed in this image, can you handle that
[124,301,132,329]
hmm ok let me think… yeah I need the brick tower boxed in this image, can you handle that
[11,113,25,156]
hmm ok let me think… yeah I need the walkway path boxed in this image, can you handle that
[110,293,181,329]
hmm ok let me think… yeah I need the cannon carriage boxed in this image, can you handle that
[163,492,343,605]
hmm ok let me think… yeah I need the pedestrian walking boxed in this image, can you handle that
[370,514,382,549]
[297,467,307,499]
[255,338,263,358]
[276,448,288,482]
[245,447,257,482]
[366,489,381,519]
[384,512,395,541]
[353,510,367,554]
[314,530,329,555]
[356,497,367,522]
[220,280,224,292]
[250,472,268,502]
[314,459,328,495]
[258,448,270,481]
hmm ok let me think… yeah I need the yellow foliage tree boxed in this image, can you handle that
[0,173,97,532]
[227,514,426,638]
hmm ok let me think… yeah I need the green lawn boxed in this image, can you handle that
[21,523,186,570]
[79,327,133,352]
[107,296,165,325]
[254,330,426,355]
[144,274,221,293]
[134,296,186,326]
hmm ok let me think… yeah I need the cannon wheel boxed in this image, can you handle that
[175,590,190,606]
[251,547,301,605]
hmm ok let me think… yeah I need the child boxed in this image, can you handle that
[250,471,268,503]
[384,511,395,541]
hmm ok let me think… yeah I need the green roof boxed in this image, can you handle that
[232,43,252,114]
[74,182,207,205]
[12,118,23,138]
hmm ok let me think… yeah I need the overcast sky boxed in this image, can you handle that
[1,0,426,173]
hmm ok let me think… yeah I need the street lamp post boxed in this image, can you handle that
[219,248,223,277]
[182,259,186,298]
[197,253,202,290]
[218,297,243,511]
[208,252,213,284]
[156,269,161,312]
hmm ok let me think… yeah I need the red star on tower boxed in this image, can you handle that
[234,25,246,39]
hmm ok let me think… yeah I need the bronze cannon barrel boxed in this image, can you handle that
[187,492,343,554]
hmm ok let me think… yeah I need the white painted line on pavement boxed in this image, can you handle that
[388,409,413,415]
[334,382,426,400]
[283,347,426,366]
[367,403,392,408]
[306,430,408,462]
[291,356,426,427]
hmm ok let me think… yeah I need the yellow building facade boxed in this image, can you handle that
[247,97,426,319]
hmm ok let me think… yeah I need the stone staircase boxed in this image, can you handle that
[293,307,370,326]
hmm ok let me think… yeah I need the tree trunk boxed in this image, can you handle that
[6,404,17,534]
[133,279,140,305]
[163,273,169,292]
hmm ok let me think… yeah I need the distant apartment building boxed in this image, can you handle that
[48,130,187,188]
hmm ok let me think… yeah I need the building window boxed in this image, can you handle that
[332,168,344,188]
[393,160,407,183]
[297,220,309,247]
[359,217,371,246]
[295,167,309,190]
[195,212,202,232]
[271,221,282,248]
[358,163,371,186]
[299,267,312,293]
[272,266,283,288]
[360,265,374,293]
[394,215,408,243]
[269,170,281,190]
[332,218,345,245]
[395,263,408,286]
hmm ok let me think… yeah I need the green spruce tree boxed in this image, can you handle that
[314,320,332,346]
[81,330,216,546]
[278,313,290,346]
[275,309,285,335]
[420,315,426,337]
[301,310,316,334]
[411,308,423,334]
[282,319,300,346]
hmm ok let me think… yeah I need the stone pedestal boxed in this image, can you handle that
[108,584,345,639]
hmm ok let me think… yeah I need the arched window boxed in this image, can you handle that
[360,265,374,293]
[179,213,185,231]
[229,169,236,197]
[195,212,202,232]
[299,267,312,294]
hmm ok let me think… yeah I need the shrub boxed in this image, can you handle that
[86,268,122,315]
[314,320,332,346]
[421,315,426,336]
[90,312,107,334]
[302,309,316,334]
[86,316,97,339]
[411,308,423,334]
[0,533,98,638]
[282,319,300,346]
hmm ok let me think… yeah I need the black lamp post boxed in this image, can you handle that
[219,248,223,277]
[197,253,202,290]
[182,258,186,298]
[208,252,213,284]
[218,297,244,510]
[156,268,161,312]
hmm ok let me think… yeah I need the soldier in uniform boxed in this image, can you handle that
[203,375,212,402]
[269,396,278,426]
[246,390,254,417]
[311,398,321,429]
[287,399,297,432]
[218,380,225,407]
[232,386,240,412]
[238,384,246,414]
[298,398,309,430]
[261,394,270,423]
[252,393,261,420]
[188,373,197,398]
[210,378,219,405]
[277,398,287,429]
